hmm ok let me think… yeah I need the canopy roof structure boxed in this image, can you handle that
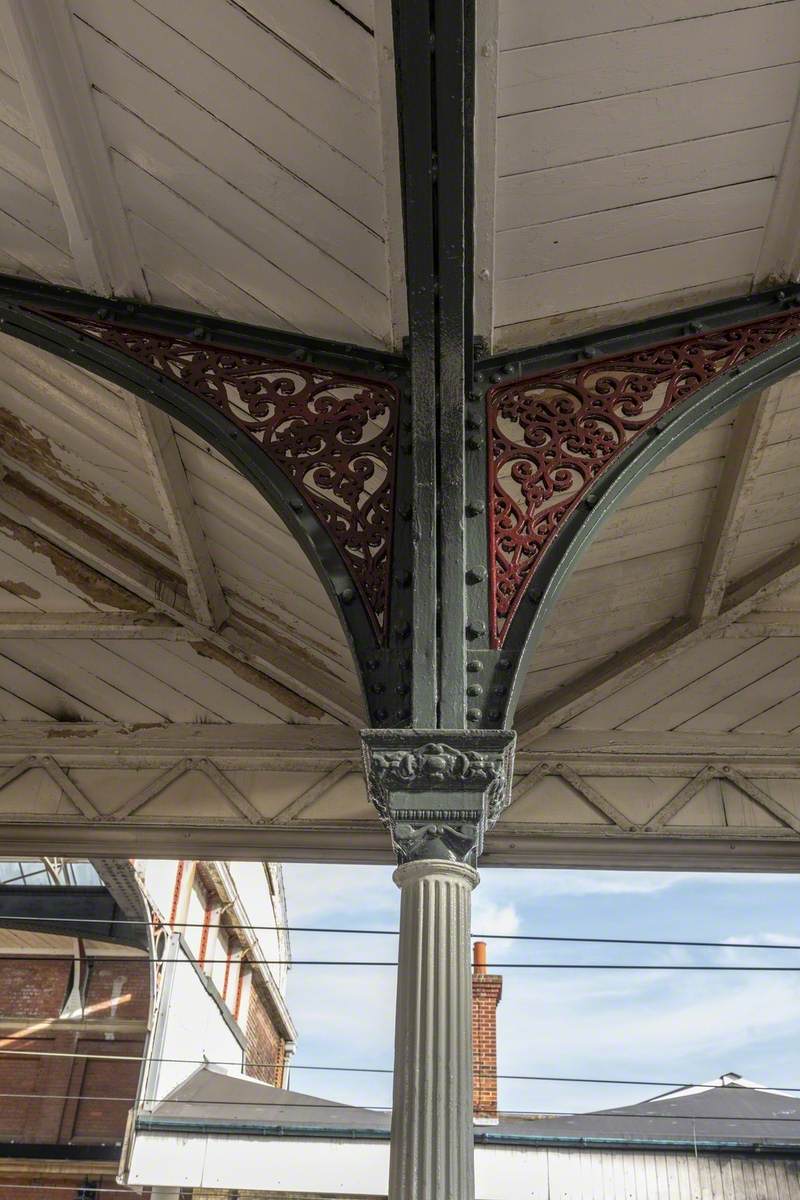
[6,4,800,1195]
[0,1,799,870]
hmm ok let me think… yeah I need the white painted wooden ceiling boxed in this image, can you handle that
[0,0,799,865]
[489,0,800,350]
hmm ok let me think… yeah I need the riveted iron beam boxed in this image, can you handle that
[475,284,800,378]
[391,0,476,728]
[0,275,405,375]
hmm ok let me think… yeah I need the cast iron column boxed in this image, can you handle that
[363,731,514,1199]
[390,859,477,1199]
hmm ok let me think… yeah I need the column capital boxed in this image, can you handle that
[361,729,516,865]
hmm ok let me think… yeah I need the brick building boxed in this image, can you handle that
[0,857,296,1200]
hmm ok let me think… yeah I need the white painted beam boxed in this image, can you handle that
[131,401,229,628]
[756,76,800,285]
[0,0,146,298]
[3,722,800,771]
[689,384,782,622]
[0,477,364,725]
[0,612,190,638]
[373,0,408,348]
[473,0,499,350]
[515,539,800,746]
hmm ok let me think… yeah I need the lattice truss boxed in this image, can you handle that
[2,753,799,837]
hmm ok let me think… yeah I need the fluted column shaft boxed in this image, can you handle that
[389,859,478,1200]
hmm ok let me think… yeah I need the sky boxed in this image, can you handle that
[280,864,800,1117]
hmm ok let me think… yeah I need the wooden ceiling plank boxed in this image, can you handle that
[0,612,185,638]
[499,0,784,52]
[497,66,800,177]
[689,385,784,623]
[499,4,800,116]
[0,481,363,725]
[622,638,800,733]
[516,539,800,746]
[497,126,789,231]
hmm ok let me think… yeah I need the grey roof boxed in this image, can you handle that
[496,1074,800,1149]
[139,1067,800,1151]
[142,1065,391,1135]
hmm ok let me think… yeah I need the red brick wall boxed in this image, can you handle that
[0,954,148,1147]
[244,987,285,1085]
[472,973,502,1119]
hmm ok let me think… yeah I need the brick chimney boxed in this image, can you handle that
[472,940,502,1123]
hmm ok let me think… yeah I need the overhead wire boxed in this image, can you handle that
[3,953,800,970]
[4,1043,800,1093]
[2,913,800,953]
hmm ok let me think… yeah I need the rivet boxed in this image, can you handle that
[340,587,355,604]
[395,682,410,695]
[466,683,483,697]
[396,571,412,588]
[491,372,504,383]
[502,363,515,375]
[370,682,385,694]
[192,325,205,340]
[492,685,507,696]
[528,589,542,604]
[467,567,487,584]
[585,493,598,508]
[394,621,411,640]
[95,306,109,320]
[467,660,482,673]
[289,498,304,513]
[366,659,380,671]
[467,707,482,722]
[487,709,501,721]
[375,708,389,720]
[687,321,705,334]
[465,416,480,431]
[583,345,600,359]
[466,436,481,450]
[498,657,512,670]
[396,707,411,721]
[466,501,485,516]
[466,621,486,639]
[400,506,413,521]
[730,366,741,377]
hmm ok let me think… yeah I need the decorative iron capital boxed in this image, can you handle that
[361,729,516,865]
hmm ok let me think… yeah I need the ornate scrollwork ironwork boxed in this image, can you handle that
[36,311,399,641]
[487,308,800,647]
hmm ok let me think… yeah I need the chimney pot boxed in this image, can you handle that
[473,940,487,975]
